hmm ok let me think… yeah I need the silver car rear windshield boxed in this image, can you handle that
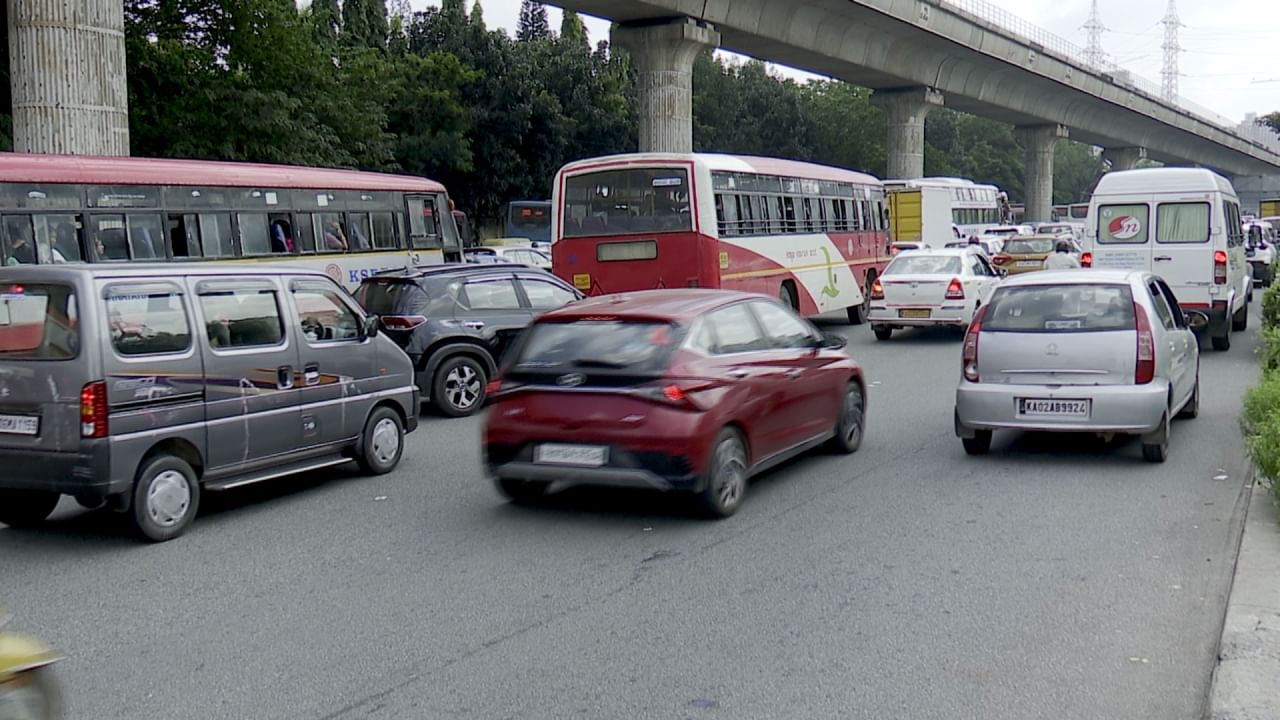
[885,255,961,275]
[984,284,1135,333]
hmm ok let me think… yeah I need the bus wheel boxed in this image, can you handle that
[847,274,874,325]
[779,282,799,312]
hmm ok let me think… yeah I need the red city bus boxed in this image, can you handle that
[551,153,893,322]
[0,153,463,288]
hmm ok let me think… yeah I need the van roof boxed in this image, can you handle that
[1092,167,1236,197]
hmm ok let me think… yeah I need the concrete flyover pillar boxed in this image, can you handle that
[1103,146,1147,172]
[613,18,719,154]
[1015,124,1069,223]
[7,0,130,155]
[871,87,944,180]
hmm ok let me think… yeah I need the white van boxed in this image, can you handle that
[1085,168,1250,351]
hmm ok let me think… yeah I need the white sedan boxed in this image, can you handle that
[868,248,1002,341]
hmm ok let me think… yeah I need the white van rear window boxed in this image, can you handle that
[1156,203,1210,244]
[1098,204,1149,245]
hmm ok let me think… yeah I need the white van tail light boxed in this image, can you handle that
[1134,303,1155,385]
[962,305,989,382]
[81,381,108,439]
[1213,250,1228,284]
[946,278,965,300]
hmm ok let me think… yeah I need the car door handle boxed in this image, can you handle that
[464,321,485,330]
[726,369,749,380]
[303,362,320,386]
[1154,255,1173,262]
[276,365,294,390]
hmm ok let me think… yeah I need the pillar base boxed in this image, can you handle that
[613,18,720,154]
[1016,124,1069,223]
[872,87,945,180]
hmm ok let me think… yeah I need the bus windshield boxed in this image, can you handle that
[562,168,692,238]
[506,202,551,243]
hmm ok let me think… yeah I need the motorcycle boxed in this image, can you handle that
[0,613,60,720]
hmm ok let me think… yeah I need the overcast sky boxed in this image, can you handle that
[411,0,1278,123]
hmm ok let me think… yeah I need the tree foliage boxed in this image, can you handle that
[0,0,1105,223]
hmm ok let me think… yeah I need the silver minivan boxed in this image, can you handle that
[0,264,418,541]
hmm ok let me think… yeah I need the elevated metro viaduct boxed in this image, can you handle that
[554,0,1280,221]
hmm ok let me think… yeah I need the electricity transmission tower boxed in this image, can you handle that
[1161,0,1182,101]
[1082,0,1107,68]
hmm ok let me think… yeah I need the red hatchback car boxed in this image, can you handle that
[482,290,867,517]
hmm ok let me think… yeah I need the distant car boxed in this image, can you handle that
[991,235,1081,275]
[945,239,1000,256]
[483,290,866,517]
[867,248,1001,340]
[1033,223,1084,243]
[464,245,552,269]
[355,264,582,417]
[954,270,1199,463]
[890,242,922,255]
[1245,221,1275,287]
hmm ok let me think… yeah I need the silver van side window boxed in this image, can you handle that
[290,281,361,344]
[198,287,285,349]
[105,284,191,356]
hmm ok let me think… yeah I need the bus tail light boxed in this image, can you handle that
[81,381,108,439]
[1214,250,1228,284]
[962,306,989,382]
[1135,302,1155,385]
[1081,252,1093,268]
[945,278,965,300]
[870,279,884,301]
[380,315,427,331]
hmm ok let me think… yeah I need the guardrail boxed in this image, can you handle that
[941,0,1241,131]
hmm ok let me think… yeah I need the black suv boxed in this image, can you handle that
[354,263,582,417]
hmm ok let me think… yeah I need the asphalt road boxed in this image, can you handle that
[0,304,1262,720]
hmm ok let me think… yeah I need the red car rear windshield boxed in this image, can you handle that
[514,320,683,374]
[0,283,79,359]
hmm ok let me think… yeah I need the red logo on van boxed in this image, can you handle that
[1108,215,1143,240]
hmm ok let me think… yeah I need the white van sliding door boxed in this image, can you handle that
[1154,201,1212,306]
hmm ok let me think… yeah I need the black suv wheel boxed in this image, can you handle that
[433,355,488,417]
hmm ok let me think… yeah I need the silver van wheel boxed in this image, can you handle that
[370,417,401,466]
[130,455,200,542]
[357,407,404,475]
[146,471,191,528]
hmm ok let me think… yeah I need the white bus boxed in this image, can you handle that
[883,177,1003,247]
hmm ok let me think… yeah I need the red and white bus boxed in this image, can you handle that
[551,153,893,321]
[0,153,463,288]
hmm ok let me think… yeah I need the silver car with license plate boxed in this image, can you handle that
[954,270,1199,463]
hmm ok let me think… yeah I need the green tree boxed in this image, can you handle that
[1261,112,1280,135]
[341,0,389,50]
[517,1,550,42]
[801,81,886,176]
[1053,140,1105,204]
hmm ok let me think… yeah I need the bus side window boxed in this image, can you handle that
[237,213,272,256]
[758,195,772,234]
[169,214,202,258]
[198,214,234,258]
[296,213,318,253]
[407,196,441,250]
[371,212,397,249]
[347,212,372,251]
[127,214,166,260]
[783,197,797,233]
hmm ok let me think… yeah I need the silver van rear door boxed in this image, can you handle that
[0,280,83,453]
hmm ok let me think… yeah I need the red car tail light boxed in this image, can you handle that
[1213,250,1228,284]
[636,380,712,410]
[81,381,108,438]
[945,278,965,300]
[962,305,989,382]
[1081,252,1093,268]
[870,279,884,301]
[992,254,1011,266]
[1134,302,1155,385]
[380,315,427,330]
